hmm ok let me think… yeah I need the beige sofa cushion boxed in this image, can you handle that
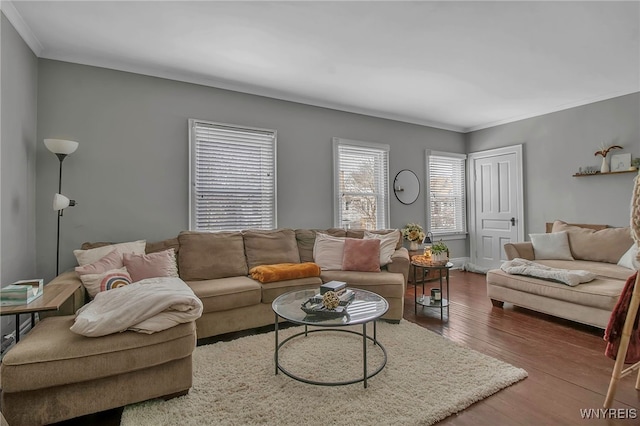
[186,276,261,313]
[325,228,348,238]
[243,229,300,270]
[295,229,318,263]
[1,316,196,393]
[320,270,405,299]
[260,276,323,303]
[486,269,623,310]
[535,259,634,281]
[146,237,180,255]
[551,220,633,264]
[178,231,247,280]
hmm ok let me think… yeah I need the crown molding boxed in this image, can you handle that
[40,50,467,133]
[464,89,640,133]
[1,0,43,56]
[46,50,640,135]
[4,1,635,135]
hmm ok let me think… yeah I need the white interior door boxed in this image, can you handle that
[468,145,524,270]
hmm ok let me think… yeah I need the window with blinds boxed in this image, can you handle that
[333,137,389,230]
[189,119,277,231]
[426,151,467,236]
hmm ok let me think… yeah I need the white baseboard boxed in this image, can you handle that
[449,257,470,270]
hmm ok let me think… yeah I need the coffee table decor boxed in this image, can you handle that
[300,289,354,318]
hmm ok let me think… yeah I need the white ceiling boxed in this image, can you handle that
[4,0,640,132]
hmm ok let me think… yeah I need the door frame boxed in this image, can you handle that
[467,144,525,267]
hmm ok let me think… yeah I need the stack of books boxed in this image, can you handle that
[0,279,44,306]
[320,280,347,294]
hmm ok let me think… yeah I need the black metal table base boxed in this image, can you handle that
[412,263,451,321]
[274,317,387,388]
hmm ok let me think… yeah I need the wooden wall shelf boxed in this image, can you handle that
[573,169,638,177]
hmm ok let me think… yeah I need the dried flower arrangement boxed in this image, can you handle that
[594,143,623,158]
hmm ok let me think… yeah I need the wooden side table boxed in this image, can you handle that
[0,281,80,342]
[408,250,447,283]
[411,260,453,321]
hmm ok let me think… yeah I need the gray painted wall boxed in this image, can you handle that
[1,13,39,334]
[467,93,640,236]
[36,59,465,281]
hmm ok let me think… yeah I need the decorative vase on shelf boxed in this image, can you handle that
[409,241,420,251]
[600,156,610,173]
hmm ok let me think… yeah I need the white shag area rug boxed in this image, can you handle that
[122,320,527,425]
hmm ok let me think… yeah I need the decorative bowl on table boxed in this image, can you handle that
[411,255,448,266]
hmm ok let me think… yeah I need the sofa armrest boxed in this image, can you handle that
[41,271,86,317]
[504,242,534,261]
[386,247,410,286]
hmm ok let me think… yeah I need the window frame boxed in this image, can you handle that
[189,118,277,231]
[332,137,390,230]
[425,150,467,239]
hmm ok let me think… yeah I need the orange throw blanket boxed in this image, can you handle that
[250,262,321,284]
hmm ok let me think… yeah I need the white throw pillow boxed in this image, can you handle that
[313,233,345,270]
[364,230,400,266]
[617,244,639,270]
[73,240,147,266]
[79,267,132,299]
[529,231,574,260]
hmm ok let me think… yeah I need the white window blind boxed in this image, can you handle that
[426,151,467,236]
[189,119,277,231]
[333,138,389,229]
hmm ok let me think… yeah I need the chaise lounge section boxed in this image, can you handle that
[486,221,635,329]
[1,317,196,425]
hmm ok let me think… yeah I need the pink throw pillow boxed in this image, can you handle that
[75,250,124,276]
[123,249,179,282]
[342,238,381,272]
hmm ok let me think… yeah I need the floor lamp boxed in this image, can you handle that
[44,139,78,276]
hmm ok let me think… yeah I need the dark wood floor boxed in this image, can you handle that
[53,271,639,425]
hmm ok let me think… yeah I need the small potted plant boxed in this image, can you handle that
[430,240,449,263]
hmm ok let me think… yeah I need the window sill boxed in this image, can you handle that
[430,233,467,241]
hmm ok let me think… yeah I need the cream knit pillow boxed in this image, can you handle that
[529,231,574,260]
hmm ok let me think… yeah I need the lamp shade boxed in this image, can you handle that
[44,139,79,155]
[53,193,76,211]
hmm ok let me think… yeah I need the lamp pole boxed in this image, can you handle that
[55,154,67,276]
[45,138,78,277]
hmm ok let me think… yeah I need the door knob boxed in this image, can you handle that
[510,217,516,226]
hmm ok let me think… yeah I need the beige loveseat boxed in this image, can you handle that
[486,221,635,329]
[1,228,407,425]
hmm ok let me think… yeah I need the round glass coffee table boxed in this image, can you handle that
[272,288,388,388]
